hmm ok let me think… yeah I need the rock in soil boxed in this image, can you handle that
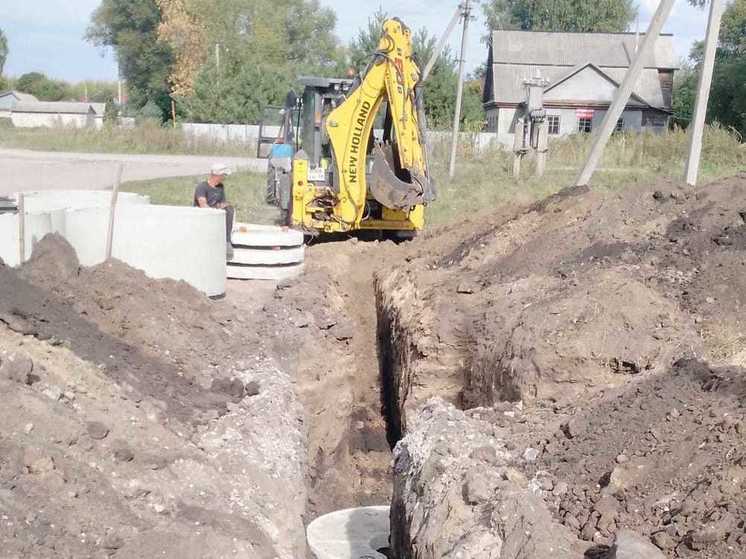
[611,530,666,559]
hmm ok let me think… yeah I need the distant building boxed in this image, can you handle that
[10,101,103,129]
[483,30,678,145]
[0,91,39,118]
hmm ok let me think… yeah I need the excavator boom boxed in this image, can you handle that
[325,18,435,227]
[267,17,435,235]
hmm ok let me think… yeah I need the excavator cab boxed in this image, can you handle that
[266,17,435,235]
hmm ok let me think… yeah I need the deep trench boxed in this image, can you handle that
[294,267,403,559]
[300,270,403,558]
[376,298,403,451]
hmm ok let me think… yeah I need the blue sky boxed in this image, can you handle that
[0,1,709,82]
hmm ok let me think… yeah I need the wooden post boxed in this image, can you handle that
[171,98,177,129]
[513,118,525,178]
[685,0,724,186]
[576,0,676,187]
[17,193,25,266]
[536,120,549,178]
[106,164,124,260]
[448,0,472,179]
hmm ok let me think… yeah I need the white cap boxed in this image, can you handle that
[210,162,233,176]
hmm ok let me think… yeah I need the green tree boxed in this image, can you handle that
[69,81,120,103]
[348,8,387,73]
[103,98,119,125]
[0,28,8,77]
[87,0,174,119]
[671,61,697,128]
[673,0,746,136]
[179,61,293,123]
[172,0,344,123]
[348,11,484,130]
[16,72,71,101]
[484,0,636,32]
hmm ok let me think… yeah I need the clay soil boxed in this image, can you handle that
[0,232,397,558]
[2,172,746,558]
[377,173,746,558]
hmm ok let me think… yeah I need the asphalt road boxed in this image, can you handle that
[0,149,268,195]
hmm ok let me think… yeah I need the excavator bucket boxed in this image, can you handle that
[369,145,435,210]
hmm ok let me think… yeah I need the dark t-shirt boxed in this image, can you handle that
[193,181,226,208]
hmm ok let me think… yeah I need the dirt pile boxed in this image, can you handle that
[528,358,746,557]
[391,398,585,559]
[0,236,307,558]
[379,174,746,557]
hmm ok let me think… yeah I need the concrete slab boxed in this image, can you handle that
[0,210,64,267]
[64,205,226,297]
[0,149,268,195]
[232,223,304,248]
[227,262,304,282]
[230,246,305,266]
[306,506,390,559]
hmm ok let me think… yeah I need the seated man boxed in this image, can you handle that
[194,163,235,259]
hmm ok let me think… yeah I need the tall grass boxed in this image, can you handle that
[427,126,745,225]
[124,125,744,227]
[0,121,251,157]
[124,172,280,225]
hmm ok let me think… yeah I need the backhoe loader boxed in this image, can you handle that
[265,18,436,236]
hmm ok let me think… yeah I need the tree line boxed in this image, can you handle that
[673,0,746,137]
[0,0,744,137]
[84,0,486,129]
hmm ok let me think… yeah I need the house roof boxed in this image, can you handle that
[13,101,96,115]
[90,103,106,115]
[487,63,667,108]
[0,90,40,103]
[544,62,653,105]
[489,30,678,70]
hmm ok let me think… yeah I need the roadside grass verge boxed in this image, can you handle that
[123,172,280,225]
[122,125,744,227]
[0,122,251,157]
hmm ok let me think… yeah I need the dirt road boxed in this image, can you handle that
[0,149,268,195]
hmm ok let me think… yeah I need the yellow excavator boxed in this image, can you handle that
[265,18,436,236]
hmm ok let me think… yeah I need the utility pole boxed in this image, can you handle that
[576,0,676,187]
[449,0,472,179]
[422,7,462,82]
[685,0,723,186]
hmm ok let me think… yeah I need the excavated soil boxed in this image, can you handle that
[0,233,397,558]
[3,172,746,559]
[378,173,746,558]
[0,235,310,558]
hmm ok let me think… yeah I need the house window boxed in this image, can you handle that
[487,111,498,132]
[578,117,593,133]
[615,118,624,132]
[547,115,560,135]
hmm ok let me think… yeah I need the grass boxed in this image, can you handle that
[121,125,744,228]
[124,171,281,225]
[427,125,745,225]
[0,121,251,157]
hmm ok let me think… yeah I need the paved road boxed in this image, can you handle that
[0,149,268,195]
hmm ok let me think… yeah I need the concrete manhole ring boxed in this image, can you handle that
[306,505,390,559]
